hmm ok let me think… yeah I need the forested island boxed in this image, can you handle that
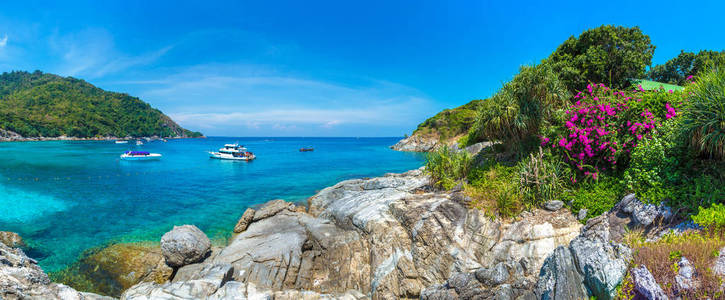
[0,71,202,140]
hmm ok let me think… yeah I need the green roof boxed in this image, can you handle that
[631,79,685,92]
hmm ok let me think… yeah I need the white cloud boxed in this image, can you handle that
[0,35,7,47]
[132,65,436,135]
[49,29,171,78]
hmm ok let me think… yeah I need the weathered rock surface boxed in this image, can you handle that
[535,246,588,300]
[233,208,256,233]
[631,265,668,300]
[127,168,582,299]
[252,199,294,221]
[160,225,211,267]
[390,135,440,152]
[534,194,676,300]
[0,231,25,248]
[675,257,697,293]
[0,240,114,300]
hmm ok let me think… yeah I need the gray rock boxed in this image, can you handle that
[577,209,588,221]
[252,199,292,221]
[161,225,211,267]
[544,200,564,211]
[475,262,510,286]
[713,246,725,277]
[0,242,111,300]
[569,216,630,300]
[675,257,697,292]
[617,193,672,227]
[631,265,668,300]
[233,208,255,233]
[535,246,588,300]
[390,135,439,152]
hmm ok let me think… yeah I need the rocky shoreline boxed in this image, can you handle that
[0,128,204,142]
[1,168,720,299]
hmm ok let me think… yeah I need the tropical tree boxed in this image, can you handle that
[547,25,655,92]
[682,67,725,159]
[648,50,725,85]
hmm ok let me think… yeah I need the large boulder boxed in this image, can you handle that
[535,246,588,300]
[569,216,631,300]
[161,225,211,268]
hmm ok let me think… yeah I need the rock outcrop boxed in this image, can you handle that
[125,168,582,299]
[390,135,440,152]
[0,231,25,248]
[534,193,678,300]
[0,237,113,300]
[233,208,256,233]
[160,225,211,268]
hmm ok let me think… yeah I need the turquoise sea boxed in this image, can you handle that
[0,137,425,271]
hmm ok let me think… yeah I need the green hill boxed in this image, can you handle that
[412,99,485,140]
[0,71,202,138]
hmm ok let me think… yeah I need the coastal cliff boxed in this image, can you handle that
[392,100,484,152]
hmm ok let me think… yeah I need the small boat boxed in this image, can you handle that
[136,140,144,146]
[209,144,256,161]
[299,147,314,152]
[115,140,128,144]
[120,151,162,161]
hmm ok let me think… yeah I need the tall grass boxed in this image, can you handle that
[425,146,473,190]
[518,147,571,208]
[683,67,725,159]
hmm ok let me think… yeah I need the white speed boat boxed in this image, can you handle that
[115,140,128,144]
[209,144,256,161]
[136,140,144,146]
[121,151,162,161]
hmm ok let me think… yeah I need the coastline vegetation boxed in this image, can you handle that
[421,24,725,296]
[0,71,202,138]
[424,24,725,221]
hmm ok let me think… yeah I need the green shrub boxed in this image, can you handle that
[692,204,725,231]
[425,146,473,190]
[518,147,572,208]
[682,67,725,159]
[562,176,625,221]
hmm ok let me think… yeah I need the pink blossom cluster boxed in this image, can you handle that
[542,83,661,180]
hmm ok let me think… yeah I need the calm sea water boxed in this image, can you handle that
[0,137,425,271]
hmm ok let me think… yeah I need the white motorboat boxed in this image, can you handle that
[120,151,162,161]
[209,144,256,161]
[136,140,144,146]
[115,140,128,144]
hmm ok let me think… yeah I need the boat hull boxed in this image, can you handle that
[209,152,255,161]
[120,153,162,161]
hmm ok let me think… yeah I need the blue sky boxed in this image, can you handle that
[0,1,723,136]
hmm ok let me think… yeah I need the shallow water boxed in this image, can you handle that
[0,137,424,271]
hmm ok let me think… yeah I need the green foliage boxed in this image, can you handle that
[425,146,473,190]
[692,203,725,231]
[623,118,683,204]
[0,71,202,138]
[518,147,571,207]
[562,176,625,221]
[468,63,570,152]
[467,160,522,218]
[547,25,655,92]
[413,99,485,141]
[681,67,725,159]
[648,50,725,85]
